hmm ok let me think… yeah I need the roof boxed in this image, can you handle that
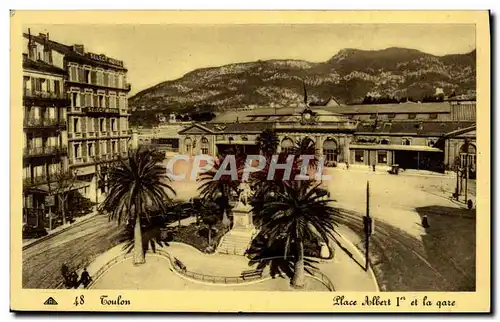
[355,121,476,136]
[23,55,66,75]
[324,102,451,114]
[24,33,128,71]
[211,122,273,133]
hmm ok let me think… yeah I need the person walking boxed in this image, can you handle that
[79,268,92,288]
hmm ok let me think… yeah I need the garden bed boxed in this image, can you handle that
[169,222,227,254]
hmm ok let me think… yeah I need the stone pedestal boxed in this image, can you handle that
[231,202,254,231]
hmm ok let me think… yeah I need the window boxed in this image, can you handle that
[402,138,412,146]
[354,150,364,163]
[380,138,390,145]
[69,66,77,81]
[201,137,209,154]
[98,95,104,108]
[377,151,387,164]
[72,92,79,107]
[323,138,338,162]
[85,91,92,107]
[100,119,105,132]
[103,72,109,86]
[184,138,192,154]
[387,113,396,119]
[427,139,437,147]
[369,114,377,119]
[73,118,80,133]
[429,113,438,119]
[112,141,116,154]
[74,144,80,158]
[91,71,97,84]
[88,143,94,157]
[408,113,417,119]
[85,69,91,83]
[111,119,116,131]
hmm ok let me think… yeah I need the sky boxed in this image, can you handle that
[27,24,476,96]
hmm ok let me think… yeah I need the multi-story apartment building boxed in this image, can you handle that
[24,30,132,203]
[22,35,70,227]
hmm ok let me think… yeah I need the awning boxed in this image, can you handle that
[27,180,90,194]
[349,144,443,152]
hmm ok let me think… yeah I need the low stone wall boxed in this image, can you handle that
[85,245,335,291]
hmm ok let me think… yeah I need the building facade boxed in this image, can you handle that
[22,39,71,226]
[24,31,132,202]
[178,100,476,175]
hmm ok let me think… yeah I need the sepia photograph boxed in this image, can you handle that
[10,10,490,313]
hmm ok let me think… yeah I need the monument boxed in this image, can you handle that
[216,181,256,255]
[231,182,255,230]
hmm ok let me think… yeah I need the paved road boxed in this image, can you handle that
[335,209,475,292]
[22,214,124,289]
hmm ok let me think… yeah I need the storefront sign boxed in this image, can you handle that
[87,52,124,67]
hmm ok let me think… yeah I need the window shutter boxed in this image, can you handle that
[82,142,87,157]
[79,94,85,107]
[68,143,74,159]
[107,141,111,154]
[93,95,98,107]
[81,117,87,133]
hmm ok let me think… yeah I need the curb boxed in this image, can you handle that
[334,229,380,292]
[22,212,99,251]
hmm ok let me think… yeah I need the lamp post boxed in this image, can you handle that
[363,181,373,272]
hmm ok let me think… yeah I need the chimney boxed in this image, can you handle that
[73,44,85,55]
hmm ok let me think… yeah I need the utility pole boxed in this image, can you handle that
[363,181,372,272]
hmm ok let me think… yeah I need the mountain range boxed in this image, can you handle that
[129,47,476,117]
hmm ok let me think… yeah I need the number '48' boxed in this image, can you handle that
[74,295,85,306]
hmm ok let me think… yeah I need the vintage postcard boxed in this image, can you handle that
[10,10,490,312]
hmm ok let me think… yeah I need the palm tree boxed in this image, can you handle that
[100,148,176,265]
[256,129,280,158]
[256,180,340,288]
[197,155,244,218]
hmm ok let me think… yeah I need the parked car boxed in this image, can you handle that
[23,225,48,239]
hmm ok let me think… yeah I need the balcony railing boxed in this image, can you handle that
[23,175,48,187]
[23,89,67,100]
[23,117,67,129]
[23,145,67,158]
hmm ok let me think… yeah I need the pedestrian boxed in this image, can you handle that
[372,164,376,172]
[422,215,430,228]
[345,162,349,170]
[79,268,92,288]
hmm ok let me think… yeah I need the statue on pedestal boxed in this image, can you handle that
[237,181,253,207]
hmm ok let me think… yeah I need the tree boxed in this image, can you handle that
[100,148,176,265]
[47,167,78,227]
[197,155,244,218]
[256,129,280,158]
[256,180,341,288]
[200,201,220,247]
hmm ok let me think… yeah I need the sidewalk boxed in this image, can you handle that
[318,225,379,292]
[330,164,455,179]
[22,210,98,249]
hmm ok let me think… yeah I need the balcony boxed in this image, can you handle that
[24,89,66,100]
[23,89,70,107]
[23,117,67,129]
[23,175,48,188]
[23,145,67,158]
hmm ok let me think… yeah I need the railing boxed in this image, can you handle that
[23,146,67,157]
[23,89,66,100]
[84,246,335,291]
[23,117,66,128]
[23,175,48,187]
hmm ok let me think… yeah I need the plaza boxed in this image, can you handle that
[49,163,476,292]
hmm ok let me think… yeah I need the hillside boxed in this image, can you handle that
[129,47,476,121]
